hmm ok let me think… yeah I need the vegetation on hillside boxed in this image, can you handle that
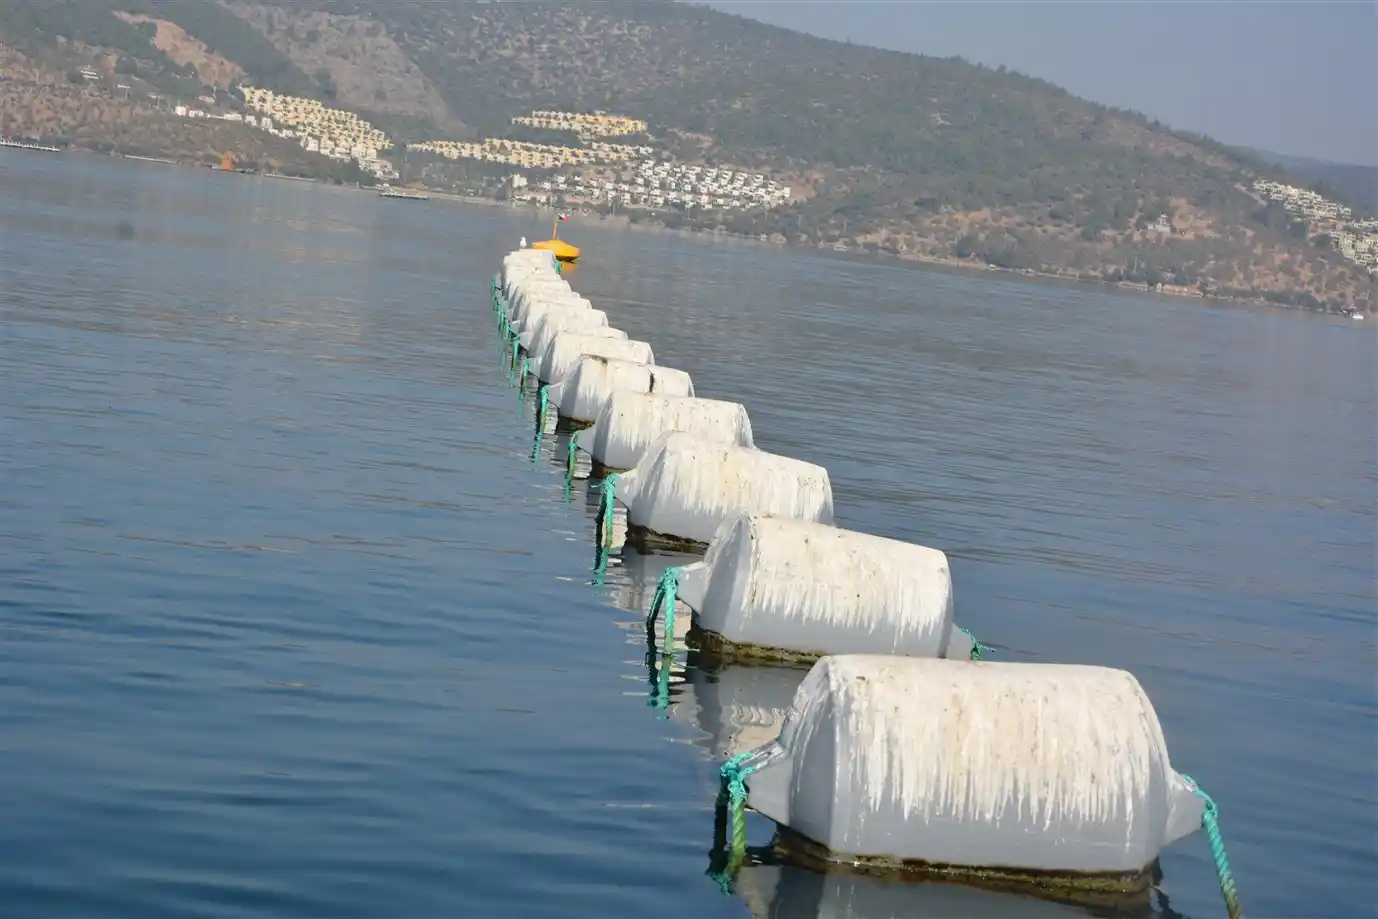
[1,0,1372,311]
[0,44,372,184]
[219,1,461,133]
[0,0,312,94]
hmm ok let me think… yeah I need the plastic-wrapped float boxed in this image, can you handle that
[665,514,978,664]
[574,391,755,474]
[523,309,624,357]
[508,288,584,329]
[542,356,695,428]
[505,274,570,306]
[502,251,555,275]
[532,331,655,385]
[501,250,556,286]
[733,655,1210,903]
[510,293,595,332]
[502,264,560,299]
[601,432,833,550]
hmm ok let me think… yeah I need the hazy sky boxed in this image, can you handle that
[700,1,1378,166]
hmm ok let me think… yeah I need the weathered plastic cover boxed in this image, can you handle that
[533,332,655,384]
[505,274,566,305]
[523,309,623,357]
[500,251,556,289]
[509,288,583,327]
[502,263,560,298]
[732,863,1089,919]
[518,308,614,352]
[582,391,755,471]
[676,514,975,659]
[502,269,553,300]
[614,433,834,545]
[512,293,595,330]
[545,356,695,424]
[743,655,1206,875]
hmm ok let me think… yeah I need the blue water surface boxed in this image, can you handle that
[1,152,1374,919]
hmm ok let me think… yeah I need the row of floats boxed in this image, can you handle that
[489,247,1242,919]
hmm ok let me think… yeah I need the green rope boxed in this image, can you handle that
[536,384,549,434]
[959,626,991,661]
[715,751,762,878]
[1181,776,1244,919]
[597,473,620,549]
[645,566,682,710]
[506,336,520,386]
[566,431,581,484]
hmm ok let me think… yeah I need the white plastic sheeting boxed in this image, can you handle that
[544,356,695,424]
[508,287,584,328]
[501,249,555,280]
[580,391,755,471]
[743,655,1206,875]
[613,433,834,545]
[676,514,974,659]
[501,258,559,298]
[532,332,655,384]
[523,309,624,358]
[509,292,589,333]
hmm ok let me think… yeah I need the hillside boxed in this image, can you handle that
[1,0,1373,313]
[0,41,375,182]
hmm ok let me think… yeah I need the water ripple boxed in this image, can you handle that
[1,152,1374,919]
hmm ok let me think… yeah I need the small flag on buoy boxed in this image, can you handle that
[558,213,569,223]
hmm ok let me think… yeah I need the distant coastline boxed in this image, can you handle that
[5,144,1366,321]
[431,192,1366,319]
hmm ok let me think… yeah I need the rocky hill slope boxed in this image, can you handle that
[1,0,1372,312]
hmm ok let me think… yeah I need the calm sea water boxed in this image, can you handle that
[2,153,1374,919]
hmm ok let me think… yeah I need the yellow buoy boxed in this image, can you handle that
[532,213,580,263]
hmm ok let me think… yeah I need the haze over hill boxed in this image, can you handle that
[1,0,1373,313]
[698,0,1378,169]
[1242,150,1378,215]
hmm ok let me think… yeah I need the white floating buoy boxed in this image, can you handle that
[533,331,655,384]
[579,391,755,472]
[500,252,557,293]
[520,236,528,248]
[544,356,695,425]
[522,307,622,356]
[741,655,1206,881]
[508,286,580,326]
[675,514,977,661]
[608,432,833,548]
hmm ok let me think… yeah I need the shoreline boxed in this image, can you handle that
[439,194,1369,320]
[8,145,1368,320]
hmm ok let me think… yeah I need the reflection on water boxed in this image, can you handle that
[668,661,807,763]
[730,862,1106,919]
